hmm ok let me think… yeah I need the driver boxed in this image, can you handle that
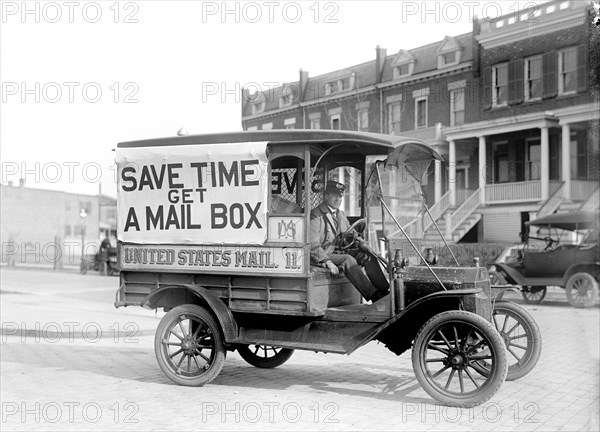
[309,181,389,302]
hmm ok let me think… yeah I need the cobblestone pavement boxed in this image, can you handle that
[1,268,598,431]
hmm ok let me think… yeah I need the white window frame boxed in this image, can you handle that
[492,63,508,107]
[330,114,341,130]
[387,102,401,134]
[357,108,369,132]
[284,118,296,129]
[261,122,273,130]
[393,63,413,79]
[438,51,459,68]
[251,101,265,115]
[450,88,465,126]
[415,96,428,129]
[247,125,258,131]
[310,118,321,129]
[558,47,577,95]
[524,55,543,101]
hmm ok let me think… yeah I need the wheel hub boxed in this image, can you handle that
[448,350,467,369]
[182,338,197,354]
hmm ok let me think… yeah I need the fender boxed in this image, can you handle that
[563,262,600,285]
[494,263,529,285]
[142,284,238,343]
[347,288,486,354]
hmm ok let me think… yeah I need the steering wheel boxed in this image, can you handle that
[543,236,556,251]
[336,218,367,251]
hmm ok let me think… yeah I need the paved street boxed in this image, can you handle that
[1,267,598,431]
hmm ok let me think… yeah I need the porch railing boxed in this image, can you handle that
[485,181,541,203]
[423,191,451,233]
[571,181,598,201]
[449,187,482,233]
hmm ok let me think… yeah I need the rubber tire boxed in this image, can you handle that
[521,286,547,304]
[482,302,541,381]
[412,310,508,407]
[566,272,599,308]
[154,304,226,387]
[238,345,294,368]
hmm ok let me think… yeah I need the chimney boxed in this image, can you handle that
[375,45,387,83]
[299,69,309,101]
[472,16,481,78]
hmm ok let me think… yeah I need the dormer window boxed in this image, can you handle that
[436,36,462,69]
[393,63,413,79]
[279,84,298,108]
[324,74,355,96]
[440,51,458,67]
[251,101,265,115]
[391,49,415,80]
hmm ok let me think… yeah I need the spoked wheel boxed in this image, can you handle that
[154,304,226,386]
[412,311,507,407]
[473,302,542,381]
[237,345,294,368]
[521,286,546,304]
[566,273,599,308]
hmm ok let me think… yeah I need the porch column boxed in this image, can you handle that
[540,127,549,200]
[449,140,456,207]
[434,159,442,203]
[478,136,486,204]
[561,123,572,200]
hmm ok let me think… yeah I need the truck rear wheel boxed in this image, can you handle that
[237,345,294,368]
[154,304,226,386]
[412,310,507,407]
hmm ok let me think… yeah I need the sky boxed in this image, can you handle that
[1,0,548,198]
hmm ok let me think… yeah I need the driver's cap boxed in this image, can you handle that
[324,181,346,196]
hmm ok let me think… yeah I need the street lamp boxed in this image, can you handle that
[79,208,87,274]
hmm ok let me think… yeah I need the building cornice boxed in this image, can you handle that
[376,62,473,90]
[554,102,600,125]
[444,111,561,141]
[476,8,587,49]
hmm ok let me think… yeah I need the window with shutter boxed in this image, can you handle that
[525,56,543,101]
[559,47,577,95]
[492,64,508,107]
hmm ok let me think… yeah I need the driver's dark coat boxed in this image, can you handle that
[309,203,350,264]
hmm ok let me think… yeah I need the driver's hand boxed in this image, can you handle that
[325,260,339,276]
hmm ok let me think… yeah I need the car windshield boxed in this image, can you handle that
[364,155,427,251]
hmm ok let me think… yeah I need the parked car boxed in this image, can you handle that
[489,210,599,308]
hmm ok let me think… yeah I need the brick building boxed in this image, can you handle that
[241,0,599,244]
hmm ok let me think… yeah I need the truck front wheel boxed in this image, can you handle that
[412,310,507,407]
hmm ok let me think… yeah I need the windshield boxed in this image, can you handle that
[365,155,428,251]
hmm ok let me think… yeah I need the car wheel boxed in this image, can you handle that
[566,272,599,308]
[521,286,546,304]
[472,302,542,381]
[154,304,226,386]
[237,345,294,368]
[412,311,507,407]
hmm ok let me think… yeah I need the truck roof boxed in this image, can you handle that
[117,129,426,149]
